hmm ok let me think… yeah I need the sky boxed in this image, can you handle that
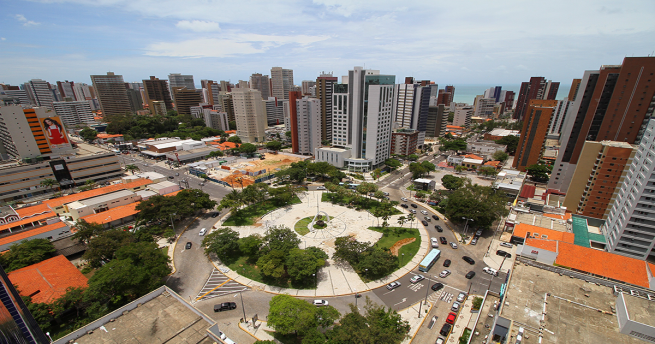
[1,0,654,91]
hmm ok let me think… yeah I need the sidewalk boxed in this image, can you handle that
[482,239,516,273]
[448,296,476,343]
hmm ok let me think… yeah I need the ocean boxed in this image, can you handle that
[449,84,572,106]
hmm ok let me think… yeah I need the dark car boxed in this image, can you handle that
[462,256,475,265]
[496,250,512,258]
[435,225,443,232]
[431,282,444,291]
[401,204,409,208]
[185,242,192,250]
[465,271,476,279]
[439,237,448,245]
[439,323,452,336]
[214,302,237,312]
[421,221,429,226]
[411,203,418,208]
[211,212,220,218]
[443,259,451,267]
[168,175,175,179]
[432,215,439,221]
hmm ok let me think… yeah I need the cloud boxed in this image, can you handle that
[175,20,220,32]
[515,65,528,70]
[0,38,5,41]
[15,14,40,27]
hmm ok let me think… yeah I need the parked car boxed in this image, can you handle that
[432,215,439,221]
[421,221,429,226]
[411,203,418,208]
[471,237,478,245]
[214,302,237,312]
[443,259,451,267]
[450,242,458,249]
[185,242,192,250]
[496,250,512,258]
[476,229,483,236]
[316,186,326,190]
[483,267,499,276]
[439,270,451,278]
[401,204,409,208]
[436,338,445,344]
[313,300,329,306]
[446,312,457,324]
[462,256,475,265]
[456,292,467,303]
[421,210,428,215]
[435,225,443,232]
[199,228,207,236]
[451,301,460,312]
[500,242,514,248]
[401,197,408,202]
[168,175,175,179]
[465,271,476,279]
[439,323,452,336]
[410,275,425,283]
[431,282,444,291]
[431,237,439,248]
[386,281,401,290]
[383,192,389,196]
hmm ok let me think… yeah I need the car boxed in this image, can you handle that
[440,323,452,336]
[411,203,418,208]
[214,302,237,312]
[476,229,483,236]
[435,225,443,232]
[496,250,512,258]
[421,221,429,226]
[500,242,514,248]
[432,215,439,221]
[218,331,236,344]
[410,274,425,283]
[185,242,192,249]
[483,267,498,276]
[424,216,431,222]
[401,204,409,208]
[439,270,451,278]
[383,192,389,196]
[450,242,458,249]
[439,237,448,244]
[451,301,460,312]
[431,282,444,291]
[456,292,467,303]
[410,209,417,214]
[431,237,439,248]
[446,312,457,325]
[386,281,401,290]
[462,256,475,265]
[316,186,326,190]
[421,210,428,215]
[435,337,445,344]
[401,197,408,202]
[443,259,451,267]
[465,271,476,279]
[313,300,329,306]
[471,237,478,245]
[175,172,179,176]
[168,175,175,179]
[199,228,207,236]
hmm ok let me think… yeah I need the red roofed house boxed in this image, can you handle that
[0,221,71,252]
[8,255,88,304]
[96,133,124,143]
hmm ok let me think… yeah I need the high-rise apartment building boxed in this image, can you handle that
[249,74,270,100]
[426,104,447,138]
[25,79,56,109]
[232,88,266,143]
[57,80,77,101]
[301,80,315,96]
[547,98,573,135]
[453,106,473,127]
[474,97,495,118]
[548,57,655,193]
[126,89,143,113]
[316,72,338,141]
[513,99,558,171]
[271,67,294,100]
[330,83,349,147]
[601,118,655,261]
[392,80,432,148]
[168,73,195,95]
[172,87,202,116]
[503,91,515,110]
[436,87,454,107]
[287,92,322,155]
[72,83,95,101]
[143,76,173,111]
[53,100,94,127]
[568,78,582,101]
[90,72,131,116]
[217,93,235,122]
[201,80,221,105]
[264,97,285,126]
[513,77,559,121]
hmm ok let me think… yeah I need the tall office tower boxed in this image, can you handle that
[513,77,560,121]
[217,93,235,122]
[57,80,77,100]
[233,88,266,143]
[548,99,572,135]
[73,82,95,101]
[168,73,195,95]
[568,78,582,101]
[143,76,173,111]
[562,140,635,219]
[53,100,94,127]
[264,97,285,126]
[271,67,294,100]
[126,82,143,90]
[172,87,202,116]
[453,106,473,127]
[474,97,495,118]
[90,72,131,116]
[126,89,143,113]
[512,99,558,171]
[249,74,270,100]
[316,72,338,141]
[548,57,655,193]
[602,118,655,260]
[483,86,503,102]
[25,79,55,109]
[301,80,315,95]
[392,80,431,148]
[201,80,221,105]
[503,91,515,110]
[436,89,453,106]
[426,104,447,138]
[330,83,349,147]
[287,92,322,155]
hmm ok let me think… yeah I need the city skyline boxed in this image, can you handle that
[1,0,653,87]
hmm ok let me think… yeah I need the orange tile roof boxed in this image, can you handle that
[447,125,464,130]
[464,154,484,160]
[0,222,67,247]
[525,238,557,252]
[512,223,575,243]
[45,179,153,209]
[543,212,572,221]
[15,203,51,217]
[225,130,237,134]
[484,161,501,167]
[96,133,123,139]
[555,242,650,288]
[648,263,655,278]
[0,212,57,233]
[8,255,88,304]
[81,203,139,225]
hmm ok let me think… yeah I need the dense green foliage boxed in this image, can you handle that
[441,175,465,190]
[276,160,346,184]
[0,239,57,272]
[135,189,217,236]
[79,127,98,142]
[495,135,519,155]
[526,163,551,183]
[442,180,509,228]
[493,150,509,162]
[105,112,223,141]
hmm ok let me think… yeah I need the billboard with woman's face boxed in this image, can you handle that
[41,116,70,149]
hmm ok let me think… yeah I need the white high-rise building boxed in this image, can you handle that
[474,97,495,118]
[331,84,349,147]
[393,82,434,149]
[601,118,655,261]
[25,79,55,109]
[270,67,294,100]
[453,106,473,127]
[232,88,266,143]
[548,98,573,135]
[53,100,94,127]
[291,97,322,155]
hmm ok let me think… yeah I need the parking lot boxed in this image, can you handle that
[195,268,250,302]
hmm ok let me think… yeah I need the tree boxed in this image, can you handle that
[495,135,519,155]
[332,236,371,266]
[327,299,410,344]
[478,166,498,178]
[228,120,237,130]
[442,139,468,152]
[408,154,418,161]
[266,140,282,151]
[276,166,307,184]
[114,241,171,284]
[207,150,224,158]
[268,294,322,336]
[40,178,59,193]
[0,239,57,272]
[409,162,428,179]
[455,165,466,173]
[286,248,326,282]
[239,142,258,154]
[83,229,135,268]
[526,164,551,183]
[357,247,397,278]
[356,182,377,198]
[257,250,287,279]
[79,127,98,142]
[397,216,407,227]
[202,228,240,261]
[493,150,509,162]
[227,135,242,144]
[443,181,509,228]
[315,305,340,328]
[124,164,140,175]
[72,219,105,244]
[285,131,292,139]
[384,158,402,169]
[263,226,301,254]
[447,112,454,122]
[421,161,436,175]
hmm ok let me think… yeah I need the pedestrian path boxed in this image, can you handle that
[194,268,248,302]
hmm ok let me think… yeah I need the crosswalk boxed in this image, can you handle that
[195,268,249,302]
[408,282,425,292]
[428,290,454,304]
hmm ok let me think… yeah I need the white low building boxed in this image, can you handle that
[66,189,141,221]
[314,147,351,169]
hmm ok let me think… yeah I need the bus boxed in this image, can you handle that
[419,248,441,272]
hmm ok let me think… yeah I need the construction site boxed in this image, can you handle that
[209,152,306,188]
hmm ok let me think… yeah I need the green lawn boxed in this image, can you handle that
[294,217,312,235]
[369,226,421,269]
[222,196,302,226]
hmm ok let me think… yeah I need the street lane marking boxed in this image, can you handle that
[393,298,407,306]
[196,278,232,301]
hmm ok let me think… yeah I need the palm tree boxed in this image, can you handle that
[407,213,416,229]
[397,216,407,227]
[40,178,58,193]
[125,164,140,175]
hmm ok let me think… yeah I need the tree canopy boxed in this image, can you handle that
[443,181,509,228]
[266,140,282,151]
[268,294,340,336]
[239,142,258,154]
[441,175,464,190]
[0,239,57,272]
[495,135,519,155]
[526,163,551,183]
[384,158,402,169]
[202,228,240,261]
[228,135,242,144]
[105,112,220,140]
[493,150,509,162]
[79,127,98,142]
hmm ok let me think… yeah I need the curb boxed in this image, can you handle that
[237,321,262,341]
[408,301,435,344]
[168,216,199,275]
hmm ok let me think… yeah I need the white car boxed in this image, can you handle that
[450,242,458,249]
[410,274,425,283]
[451,302,460,312]
[199,228,207,236]
[431,237,439,248]
[439,270,451,278]
[218,331,236,344]
[316,186,326,190]
[401,197,408,202]
[410,209,417,214]
[499,242,513,248]
[313,299,329,306]
[456,292,467,302]
[483,267,499,276]
[421,210,429,215]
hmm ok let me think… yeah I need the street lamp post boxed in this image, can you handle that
[313,273,317,289]
[401,253,405,266]
[170,213,176,232]
[461,217,474,237]
[239,288,247,322]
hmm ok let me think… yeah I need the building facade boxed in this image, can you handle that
[90,72,131,116]
[52,100,94,127]
[513,99,558,171]
[287,93,322,155]
[453,106,473,127]
[25,79,55,109]
[167,73,195,95]
[172,87,202,116]
[316,73,338,141]
[271,67,294,100]
[233,88,266,143]
[390,129,419,156]
[249,73,270,100]
[426,104,447,138]
[143,76,173,111]
[513,77,559,121]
